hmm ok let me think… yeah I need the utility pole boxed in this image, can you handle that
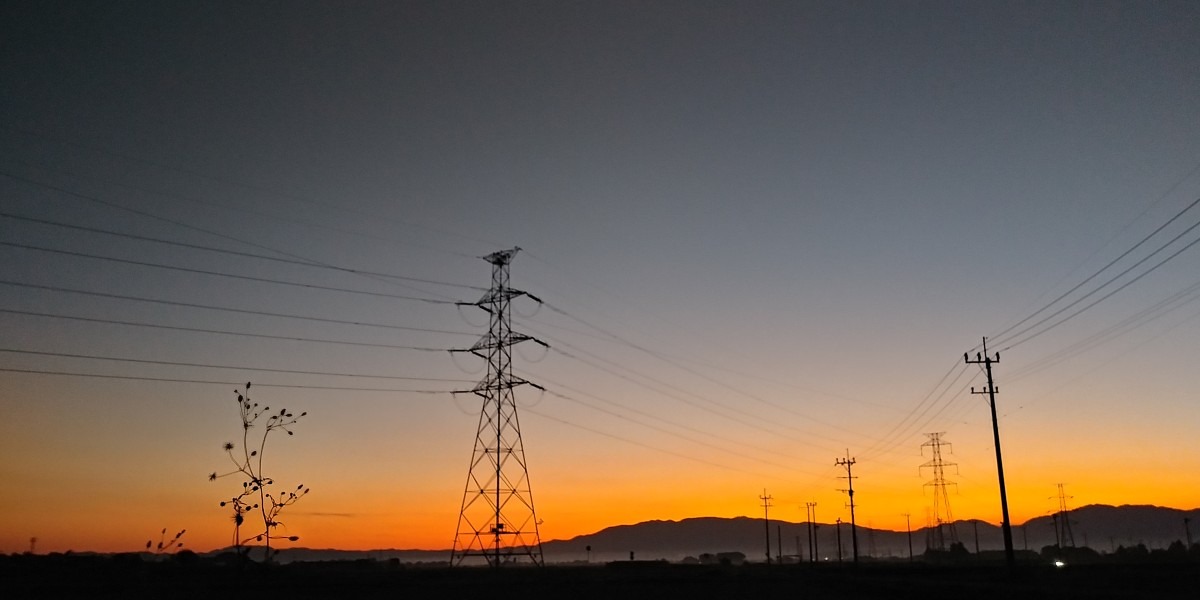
[1185,518,1193,548]
[451,248,547,567]
[835,518,843,562]
[973,521,980,554]
[760,490,773,565]
[966,338,1015,572]
[835,450,859,564]
[904,513,913,561]
[806,502,818,563]
[813,524,820,563]
[777,524,783,564]
[1052,513,1061,548]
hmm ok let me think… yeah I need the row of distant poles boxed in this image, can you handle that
[446,248,1018,571]
[758,342,1015,569]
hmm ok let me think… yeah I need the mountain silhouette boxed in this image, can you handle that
[540,504,1198,563]
[188,504,1196,564]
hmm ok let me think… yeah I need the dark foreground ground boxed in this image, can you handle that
[3,555,1197,599]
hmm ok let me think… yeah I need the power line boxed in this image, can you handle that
[538,301,868,431]
[1000,230,1200,349]
[529,260,894,413]
[528,371,823,472]
[896,377,980,448]
[1,124,503,252]
[545,340,845,451]
[2,168,477,302]
[2,169,341,272]
[0,308,447,351]
[523,311,872,442]
[0,368,450,393]
[0,210,483,292]
[1,241,454,304]
[2,155,481,262]
[1014,301,1200,408]
[0,280,474,336]
[539,386,817,476]
[519,313,855,450]
[526,308,893,411]
[872,200,1200,469]
[0,348,470,382]
[859,360,973,460]
[522,407,778,480]
[1007,277,1200,382]
[874,212,1200,453]
[990,194,1200,343]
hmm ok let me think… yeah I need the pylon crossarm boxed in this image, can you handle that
[450,334,542,358]
[467,286,533,307]
[465,377,537,395]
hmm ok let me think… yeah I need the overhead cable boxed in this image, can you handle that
[0,348,470,382]
[0,308,446,351]
[0,280,474,336]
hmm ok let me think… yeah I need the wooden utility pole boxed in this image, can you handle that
[904,513,913,561]
[966,338,1015,572]
[835,451,859,564]
[760,490,773,564]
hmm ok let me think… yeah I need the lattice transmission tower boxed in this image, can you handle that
[450,247,547,567]
[1054,483,1075,548]
[920,432,959,550]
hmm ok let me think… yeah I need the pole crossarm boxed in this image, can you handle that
[451,376,546,397]
[449,331,549,357]
[457,286,542,312]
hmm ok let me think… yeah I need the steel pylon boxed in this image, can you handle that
[920,432,959,550]
[450,247,546,567]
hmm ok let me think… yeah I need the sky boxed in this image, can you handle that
[2,0,1199,555]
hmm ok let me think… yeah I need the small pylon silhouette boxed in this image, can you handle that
[920,432,958,550]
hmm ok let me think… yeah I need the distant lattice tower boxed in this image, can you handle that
[920,432,959,550]
[450,248,547,567]
[1055,483,1076,548]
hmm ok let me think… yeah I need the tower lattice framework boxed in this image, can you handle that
[451,247,546,567]
[1055,483,1075,548]
[920,432,959,550]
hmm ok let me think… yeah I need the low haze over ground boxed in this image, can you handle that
[2,1,1198,553]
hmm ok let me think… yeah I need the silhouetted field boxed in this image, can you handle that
[3,554,1197,599]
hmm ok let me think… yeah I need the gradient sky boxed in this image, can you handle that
[2,1,1199,554]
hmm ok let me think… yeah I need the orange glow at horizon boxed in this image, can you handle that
[4,460,1197,555]
[3,371,1198,555]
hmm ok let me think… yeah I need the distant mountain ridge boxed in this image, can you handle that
[542,504,1197,563]
[202,504,1197,564]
